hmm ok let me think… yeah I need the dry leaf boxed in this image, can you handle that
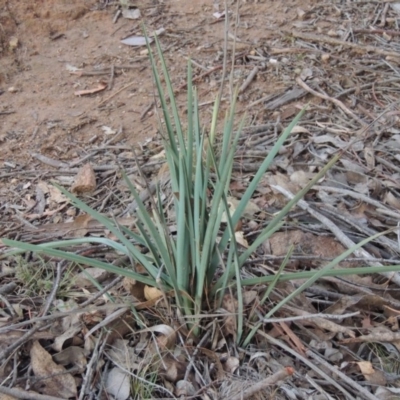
[176,380,196,397]
[30,341,77,398]
[341,326,400,349]
[107,339,140,370]
[235,231,248,248]
[222,356,239,373]
[149,324,177,351]
[159,354,187,382]
[220,196,260,222]
[71,163,96,194]
[144,285,163,301]
[384,191,400,210]
[123,277,146,301]
[105,367,130,400]
[101,125,117,135]
[52,325,82,352]
[74,267,110,288]
[291,125,310,134]
[48,185,69,204]
[289,308,355,337]
[290,170,315,187]
[242,290,258,305]
[357,361,387,386]
[364,147,375,169]
[122,8,141,19]
[52,346,87,368]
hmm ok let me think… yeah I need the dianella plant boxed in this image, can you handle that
[3,36,338,342]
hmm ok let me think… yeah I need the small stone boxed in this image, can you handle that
[321,53,330,63]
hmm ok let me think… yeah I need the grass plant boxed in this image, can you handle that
[4,36,397,344]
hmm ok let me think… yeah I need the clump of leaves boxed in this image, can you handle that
[4,36,339,341]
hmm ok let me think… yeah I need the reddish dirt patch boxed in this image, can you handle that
[0,0,312,169]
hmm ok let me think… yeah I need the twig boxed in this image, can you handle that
[320,203,400,254]
[239,66,259,94]
[183,329,211,381]
[79,275,124,308]
[119,180,158,216]
[39,260,66,317]
[249,328,357,400]
[230,368,294,400]
[249,255,400,264]
[272,184,400,286]
[313,185,400,219]
[0,324,50,360]
[188,57,210,71]
[296,77,368,127]
[84,306,129,339]
[177,65,223,92]
[0,386,64,400]
[70,65,143,76]
[291,30,400,59]
[97,80,136,108]
[0,304,128,334]
[0,293,17,317]
[261,311,359,324]
[379,3,390,27]
[107,64,115,90]
[29,153,69,169]
[306,350,379,400]
[112,8,121,23]
[140,101,155,120]
[78,331,108,400]
[354,28,400,36]
[305,375,336,400]
[103,354,176,398]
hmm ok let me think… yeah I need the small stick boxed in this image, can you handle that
[70,65,143,77]
[291,30,400,59]
[188,58,210,71]
[239,66,258,94]
[29,153,69,168]
[107,64,115,91]
[296,77,368,128]
[78,331,109,400]
[306,350,379,400]
[0,324,50,361]
[140,101,154,120]
[177,64,224,91]
[97,80,136,108]
[272,184,400,287]
[79,275,124,308]
[0,386,64,400]
[379,3,390,27]
[0,304,128,334]
[112,8,121,23]
[261,311,360,324]
[255,329,357,399]
[354,28,400,36]
[31,125,40,140]
[39,260,66,317]
[230,368,294,400]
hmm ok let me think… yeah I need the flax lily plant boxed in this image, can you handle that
[3,37,340,341]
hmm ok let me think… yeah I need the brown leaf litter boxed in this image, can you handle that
[3,0,400,399]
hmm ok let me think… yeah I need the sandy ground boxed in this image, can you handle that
[0,0,312,167]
